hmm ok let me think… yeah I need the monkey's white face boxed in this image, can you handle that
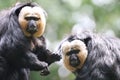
[61,40,88,72]
[18,6,46,37]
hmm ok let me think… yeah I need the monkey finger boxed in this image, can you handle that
[31,61,48,71]
[47,54,61,62]
[40,67,50,76]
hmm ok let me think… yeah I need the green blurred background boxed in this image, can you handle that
[0,0,120,80]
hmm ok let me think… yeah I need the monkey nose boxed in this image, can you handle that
[26,20,38,34]
[69,54,80,67]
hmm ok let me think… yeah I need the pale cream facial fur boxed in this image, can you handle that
[18,6,46,37]
[61,40,88,72]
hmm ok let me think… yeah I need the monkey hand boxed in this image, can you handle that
[31,61,48,71]
[40,67,50,76]
[48,53,61,62]
[39,53,61,76]
[23,52,49,71]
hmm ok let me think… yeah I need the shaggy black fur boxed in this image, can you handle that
[58,30,120,80]
[0,2,61,80]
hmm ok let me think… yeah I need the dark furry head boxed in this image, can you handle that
[57,30,92,72]
[0,3,42,52]
[1,2,47,38]
[57,30,120,80]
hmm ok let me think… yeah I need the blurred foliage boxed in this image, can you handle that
[0,0,120,80]
[30,64,61,80]
[30,64,75,80]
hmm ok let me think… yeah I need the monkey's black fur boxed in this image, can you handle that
[58,30,120,80]
[0,2,61,80]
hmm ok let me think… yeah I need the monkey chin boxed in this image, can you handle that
[62,40,88,72]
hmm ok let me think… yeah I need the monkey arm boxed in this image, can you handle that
[35,46,61,65]
[0,56,8,80]
[17,51,48,71]
[31,36,61,65]
[33,36,61,65]
[33,46,61,76]
[0,37,48,71]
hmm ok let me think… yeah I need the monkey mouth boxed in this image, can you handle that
[26,26,38,34]
[70,59,80,67]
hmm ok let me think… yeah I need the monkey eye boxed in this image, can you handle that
[66,50,80,56]
[25,16,40,21]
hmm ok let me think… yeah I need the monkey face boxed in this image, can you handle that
[18,6,46,37]
[61,40,88,72]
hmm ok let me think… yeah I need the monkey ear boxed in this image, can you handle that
[76,30,92,46]
[15,2,21,6]
[10,3,25,16]
[11,3,35,16]
[83,37,91,46]
[43,10,47,17]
